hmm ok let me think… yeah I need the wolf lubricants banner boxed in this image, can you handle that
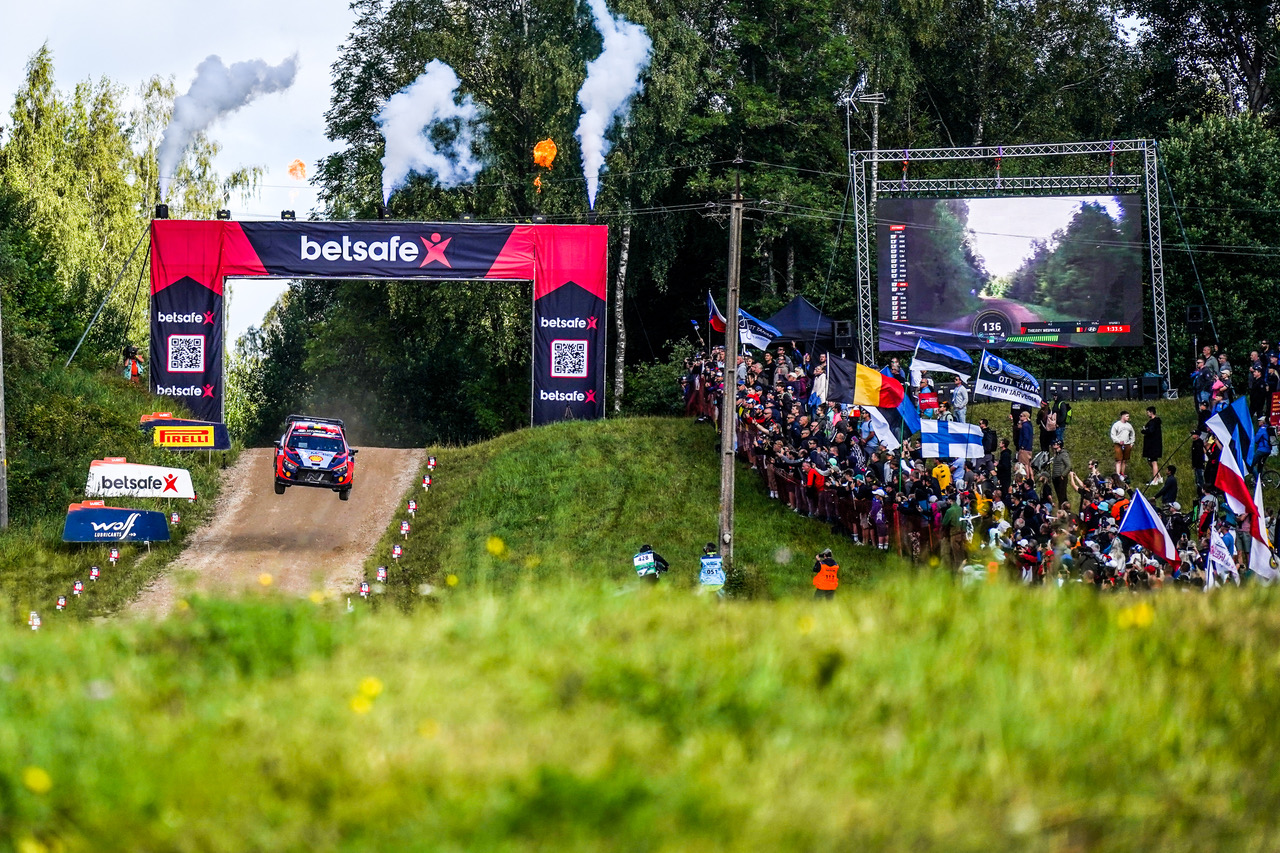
[150,221,608,425]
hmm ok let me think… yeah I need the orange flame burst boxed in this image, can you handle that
[288,159,307,181]
[532,139,557,169]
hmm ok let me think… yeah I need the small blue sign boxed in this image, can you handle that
[62,506,171,543]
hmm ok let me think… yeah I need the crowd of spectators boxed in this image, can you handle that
[681,339,1279,590]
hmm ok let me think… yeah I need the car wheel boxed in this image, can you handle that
[274,482,286,495]
[339,488,351,501]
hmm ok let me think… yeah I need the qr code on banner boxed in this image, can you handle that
[550,339,588,378]
[167,334,205,373]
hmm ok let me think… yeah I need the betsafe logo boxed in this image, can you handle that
[539,316,598,330]
[156,385,216,398]
[299,232,455,268]
[158,311,215,325]
[538,390,597,403]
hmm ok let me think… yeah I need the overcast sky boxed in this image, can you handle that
[0,0,357,344]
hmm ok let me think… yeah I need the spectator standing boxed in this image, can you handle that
[1110,411,1135,482]
[1049,440,1072,506]
[1053,394,1071,445]
[1249,365,1268,419]
[997,438,1013,495]
[811,548,839,599]
[1155,465,1179,506]
[1251,417,1272,479]
[1142,406,1164,486]
[1016,411,1034,476]
[1203,345,1220,378]
[951,376,970,423]
[1037,401,1056,453]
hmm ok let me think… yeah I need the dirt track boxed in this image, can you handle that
[130,447,424,616]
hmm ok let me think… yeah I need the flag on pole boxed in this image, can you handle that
[865,396,921,450]
[1117,489,1178,564]
[919,420,984,459]
[1213,396,1254,464]
[1207,410,1260,538]
[1249,476,1277,581]
[737,307,781,349]
[826,356,905,408]
[973,351,1042,407]
[1206,527,1239,589]
[912,338,973,382]
[707,291,727,333]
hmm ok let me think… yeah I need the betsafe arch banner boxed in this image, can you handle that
[150,221,608,426]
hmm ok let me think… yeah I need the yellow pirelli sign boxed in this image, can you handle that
[153,426,216,447]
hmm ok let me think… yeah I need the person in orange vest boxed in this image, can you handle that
[812,548,839,599]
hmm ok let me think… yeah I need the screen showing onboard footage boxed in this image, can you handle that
[876,194,1145,352]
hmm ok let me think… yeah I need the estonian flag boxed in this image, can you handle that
[912,338,973,382]
[1117,489,1179,564]
[708,291,727,333]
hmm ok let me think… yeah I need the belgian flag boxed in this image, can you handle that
[826,355,905,409]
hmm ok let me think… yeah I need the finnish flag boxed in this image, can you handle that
[920,420,984,460]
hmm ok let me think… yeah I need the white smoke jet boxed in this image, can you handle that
[575,0,652,209]
[157,55,299,202]
[375,60,483,203]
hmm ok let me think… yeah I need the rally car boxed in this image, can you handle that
[273,415,358,500]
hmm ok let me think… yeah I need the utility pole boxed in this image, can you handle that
[0,288,8,529]
[718,167,743,578]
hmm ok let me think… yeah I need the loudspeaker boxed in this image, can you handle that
[832,320,854,348]
[1101,378,1127,400]
[1046,380,1073,401]
[1187,304,1204,324]
[1074,380,1100,401]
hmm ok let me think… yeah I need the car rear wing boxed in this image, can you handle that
[285,414,346,428]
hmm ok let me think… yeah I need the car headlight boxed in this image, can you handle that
[333,462,348,474]
[283,459,298,472]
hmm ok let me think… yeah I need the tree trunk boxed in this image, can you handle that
[785,239,795,296]
[612,222,631,416]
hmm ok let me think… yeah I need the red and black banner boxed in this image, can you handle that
[150,220,607,425]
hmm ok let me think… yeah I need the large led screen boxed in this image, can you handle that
[877,195,1145,352]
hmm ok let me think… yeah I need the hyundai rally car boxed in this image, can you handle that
[273,415,358,500]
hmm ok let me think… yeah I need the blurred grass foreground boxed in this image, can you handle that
[5,579,1280,851]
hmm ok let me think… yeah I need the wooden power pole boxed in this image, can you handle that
[718,169,744,576]
[0,287,8,529]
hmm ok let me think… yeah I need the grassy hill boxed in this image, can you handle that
[5,579,1280,850]
[0,367,235,624]
[360,417,899,605]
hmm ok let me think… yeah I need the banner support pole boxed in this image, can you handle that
[719,168,744,583]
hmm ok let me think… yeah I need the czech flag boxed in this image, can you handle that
[707,292,727,333]
[1117,489,1178,564]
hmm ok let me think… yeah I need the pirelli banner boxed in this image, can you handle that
[150,221,608,426]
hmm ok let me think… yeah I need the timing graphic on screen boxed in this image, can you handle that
[876,195,1145,352]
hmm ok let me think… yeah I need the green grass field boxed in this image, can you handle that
[360,417,901,605]
[5,580,1280,851]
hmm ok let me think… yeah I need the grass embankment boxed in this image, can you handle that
[361,417,897,604]
[5,580,1280,850]
[0,368,236,623]
[971,398,1203,507]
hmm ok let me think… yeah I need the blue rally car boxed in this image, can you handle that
[273,415,358,500]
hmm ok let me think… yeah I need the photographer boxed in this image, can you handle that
[122,345,146,384]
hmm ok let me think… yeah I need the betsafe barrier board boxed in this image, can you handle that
[877,195,1144,352]
[149,220,608,426]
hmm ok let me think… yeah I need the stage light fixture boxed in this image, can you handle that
[532,214,547,224]
[458,212,474,222]
[281,210,296,221]
[586,211,598,224]
[377,204,391,220]
[216,209,231,220]
[154,204,169,220]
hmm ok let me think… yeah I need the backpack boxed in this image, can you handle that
[1031,450,1049,473]
[1045,411,1058,430]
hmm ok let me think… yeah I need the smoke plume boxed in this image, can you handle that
[575,0,652,209]
[158,55,299,202]
[375,60,483,203]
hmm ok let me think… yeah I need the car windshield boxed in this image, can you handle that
[288,434,344,453]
